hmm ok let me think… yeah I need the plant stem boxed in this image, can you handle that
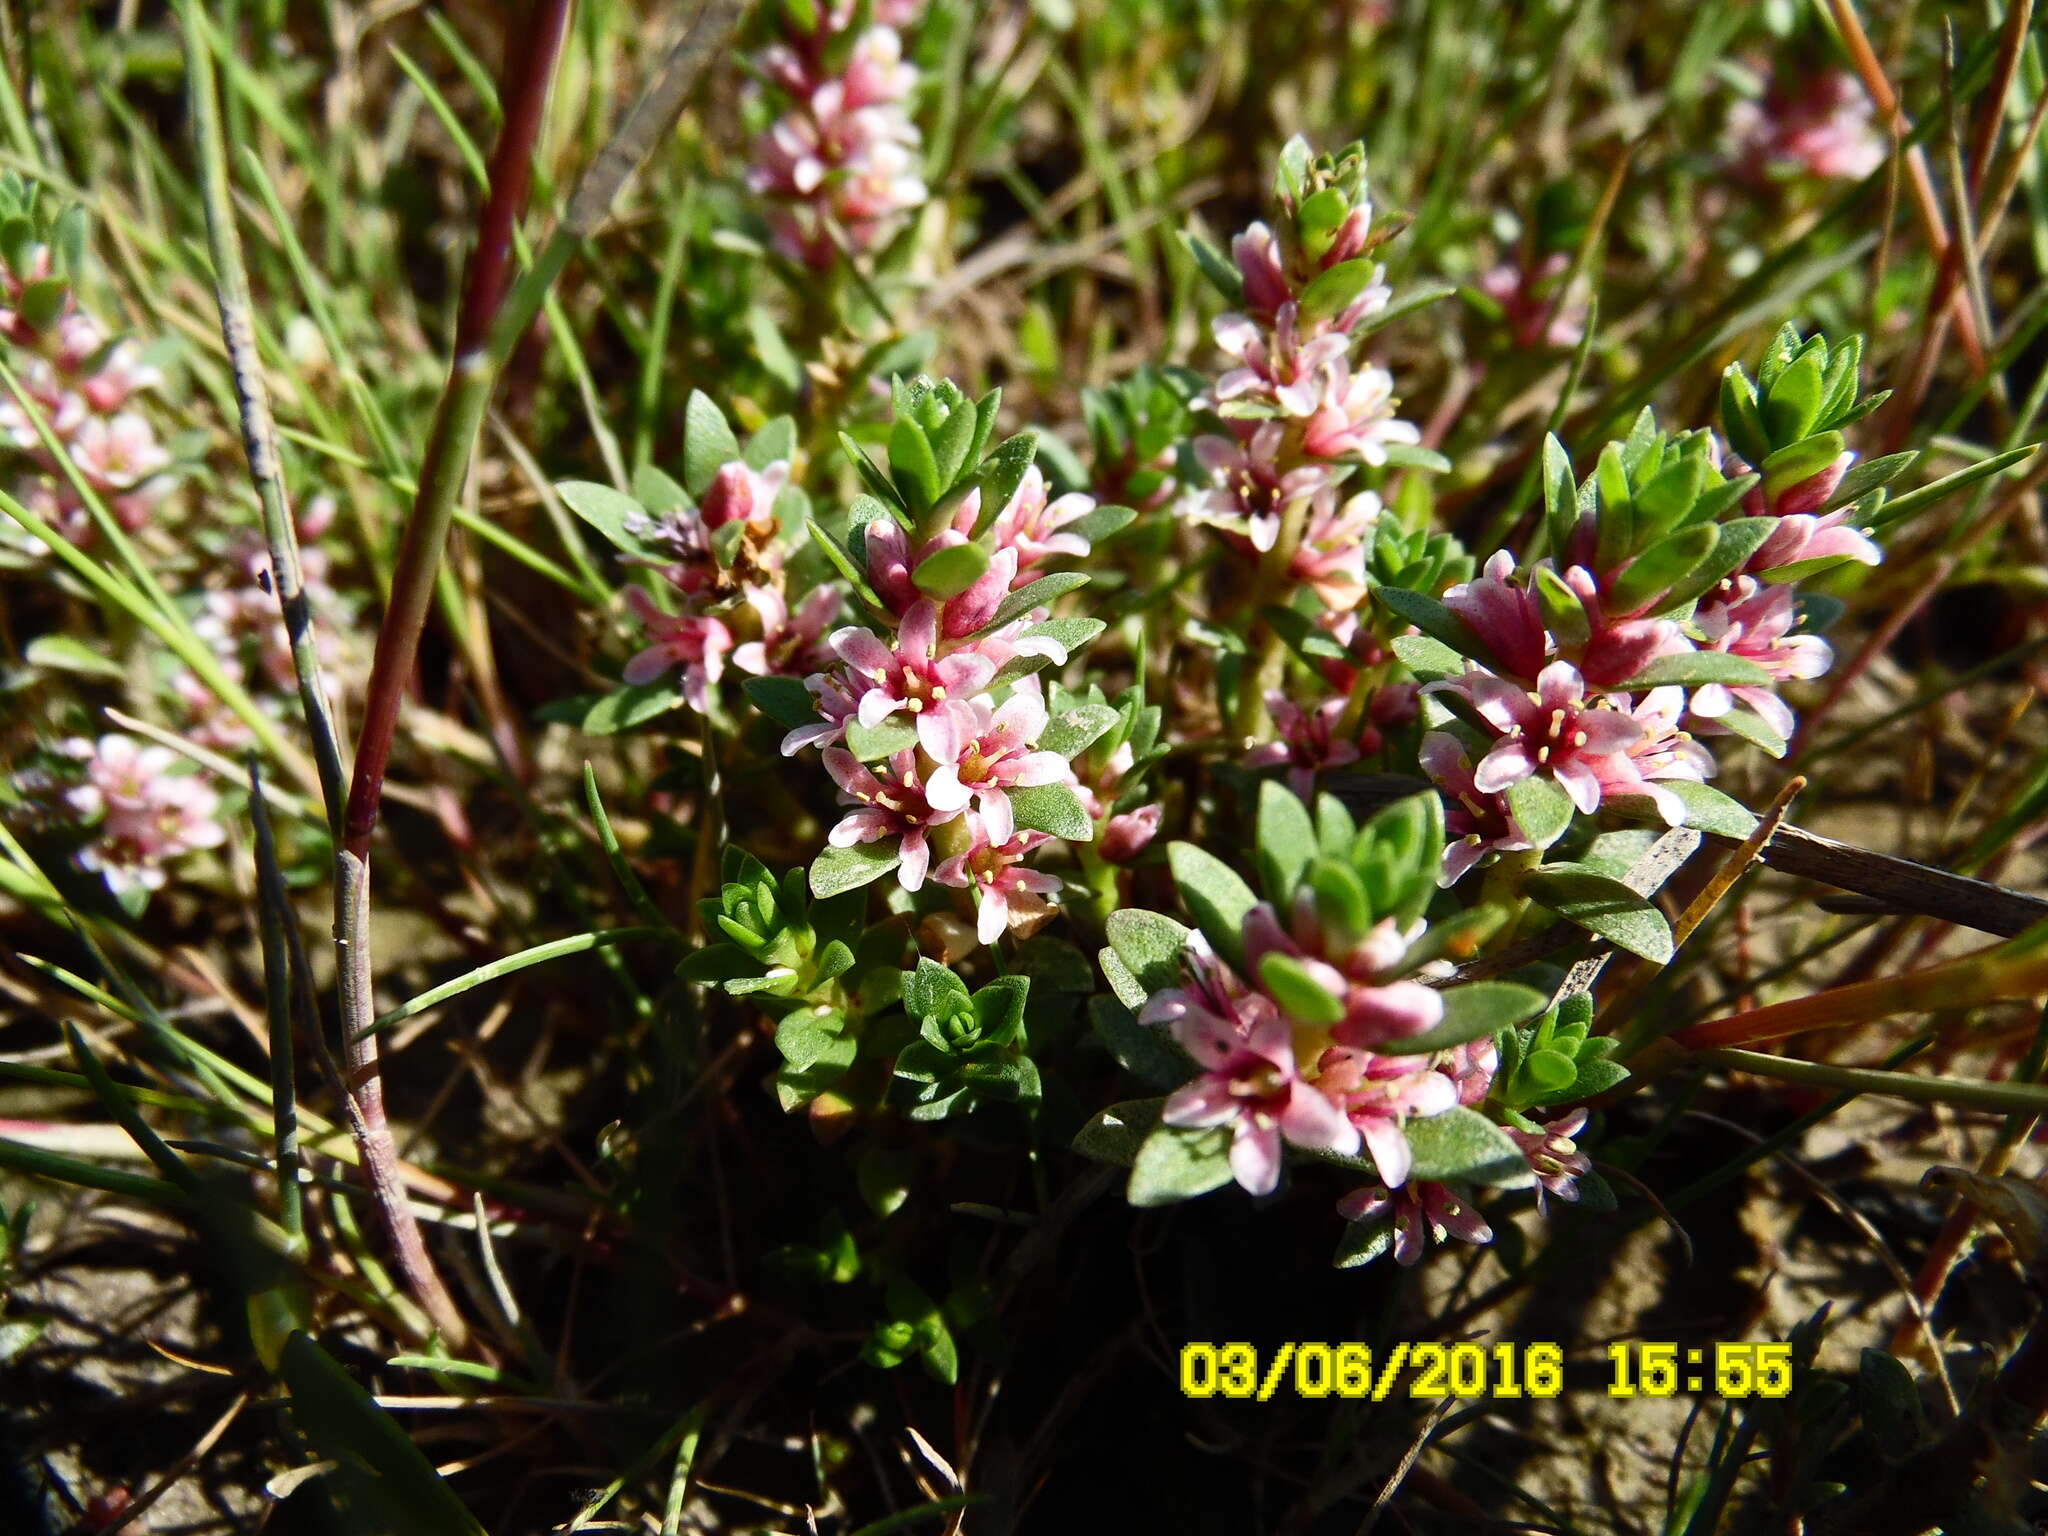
[181,0,346,832]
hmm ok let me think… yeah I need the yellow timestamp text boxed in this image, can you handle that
[1178,1340,1797,1401]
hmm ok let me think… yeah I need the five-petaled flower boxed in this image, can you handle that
[1163,1008,1360,1197]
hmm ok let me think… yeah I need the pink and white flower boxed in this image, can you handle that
[1336,1178,1493,1266]
[1691,578,1833,739]
[1243,692,1368,798]
[1314,1047,1459,1189]
[731,582,839,678]
[930,813,1063,943]
[622,588,734,710]
[1299,358,1421,465]
[1443,551,1549,681]
[981,464,1097,570]
[1163,1008,1360,1197]
[1433,660,1644,816]
[1419,731,1536,885]
[831,600,999,729]
[1584,687,1716,826]
[64,735,226,897]
[1506,1107,1592,1214]
[917,680,1072,844]
[822,746,956,891]
[1243,905,1446,1051]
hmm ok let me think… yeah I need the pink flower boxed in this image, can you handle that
[1436,660,1644,815]
[1184,421,1339,551]
[862,519,1019,636]
[698,458,789,538]
[1212,303,1348,417]
[1299,358,1420,465]
[1336,1178,1493,1266]
[1477,252,1586,349]
[1290,490,1380,610]
[1690,578,1833,740]
[64,734,226,896]
[1100,802,1162,863]
[1243,693,1366,798]
[1558,565,1692,686]
[622,588,734,710]
[983,464,1097,569]
[1419,731,1536,885]
[1728,69,1885,183]
[1243,904,1446,1051]
[1506,1107,1592,1215]
[823,746,956,891]
[1140,931,1279,1040]
[930,813,1063,944]
[917,679,1072,844]
[1231,222,1294,327]
[731,583,839,678]
[1163,1008,1360,1197]
[1444,551,1549,681]
[1743,494,1881,574]
[780,667,861,755]
[1584,687,1715,826]
[1314,1047,1459,1189]
[830,600,999,729]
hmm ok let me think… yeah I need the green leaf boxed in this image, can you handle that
[682,391,740,497]
[804,514,884,611]
[535,682,686,735]
[928,397,980,489]
[557,480,668,561]
[1525,864,1675,963]
[1104,909,1191,995]
[1008,782,1094,840]
[1182,232,1244,302]
[1375,585,1481,658]
[1087,995,1195,1088]
[1255,779,1317,902]
[747,305,803,393]
[1038,700,1119,759]
[745,416,797,471]
[742,675,820,731]
[910,540,989,599]
[1258,951,1343,1026]
[888,418,943,512]
[1063,502,1137,546]
[1662,781,1759,838]
[904,957,972,1022]
[1762,349,1824,444]
[970,432,1040,534]
[1542,434,1579,558]
[1297,257,1380,323]
[1507,775,1574,849]
[1072,1096,1167,1167]
[978,572,1089,634]
[1826,450,1918,510]
[1374,982,1547,1057]
[839,431,908,515]
[1168,841,1259,969]
[858,1148,914,1218]
[1334,1218,1396,1268]
[631,464,689,514]
[1714,706,1788,758]
[1868,443,2039,530]
[845,717,917,761]
[1533,565,1591,649]
[1390,632,1465,682]
[25,634,124,679]
[1606,524,1717,615]
[1616,651,1772,689]
[280,1333,487,1536]
[810,841,900,898]
[1403,1106,1532,1186]
[1127,1123,1235,1206]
